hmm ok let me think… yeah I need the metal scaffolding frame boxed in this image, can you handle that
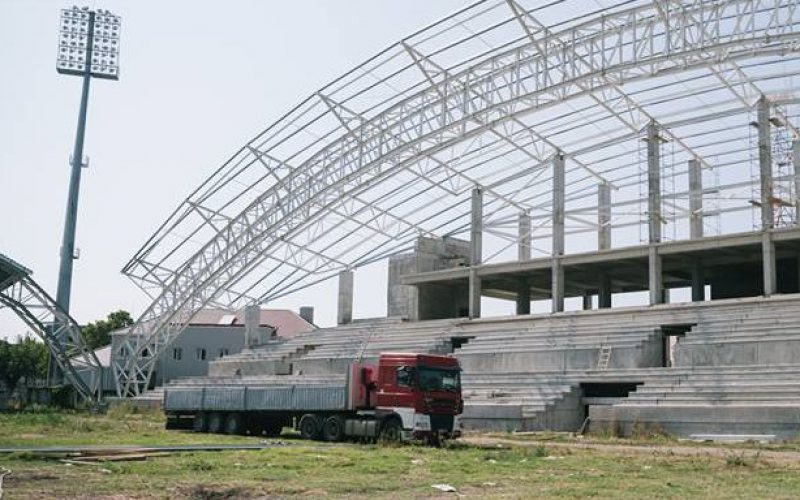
[115,0,800,395]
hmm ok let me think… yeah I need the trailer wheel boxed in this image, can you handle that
[224,413,243,435]
[379,417,403,442]
[323,415,346,442]
[299,414,322,440]
[193,412,208,432]
[208,412,224,433]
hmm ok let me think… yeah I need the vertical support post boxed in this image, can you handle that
[51,11,96,385]
[598,273,611,308]
[469,187,483,319]
[689,158,704,301]
[647,121,664,305]
[598,183,611,250]
[758,96,777,296]
[518,211,531,261]
[337,270,354,325]
[551,153,565,313]
[582,292,592,311]
[516,279,531,315]
[244,304,260,347]
[793,139,800,225]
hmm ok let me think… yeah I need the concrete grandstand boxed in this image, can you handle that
[112,0,800,439]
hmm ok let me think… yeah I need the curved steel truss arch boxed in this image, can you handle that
[116,0,800,395]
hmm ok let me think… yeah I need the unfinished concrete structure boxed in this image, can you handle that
[114,0,800,441]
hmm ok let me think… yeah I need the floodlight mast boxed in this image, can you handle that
[51,6,120,383]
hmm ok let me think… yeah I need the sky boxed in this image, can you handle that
[0,0,480,338]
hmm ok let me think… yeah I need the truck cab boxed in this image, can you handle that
[373,353,463,441]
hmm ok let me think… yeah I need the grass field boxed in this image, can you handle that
[1,408,800,499]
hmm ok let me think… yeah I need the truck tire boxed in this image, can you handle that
[193,412,208,433]
[224,413,243,435]
[379,417,402,442]
[322,415,346,442]
[299,414,322,440]
[208,412,224,433]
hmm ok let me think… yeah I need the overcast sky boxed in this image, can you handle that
[1,0,488,339]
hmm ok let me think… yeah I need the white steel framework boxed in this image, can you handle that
[116,0,800,395]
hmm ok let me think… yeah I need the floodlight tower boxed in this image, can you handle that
[54,6,121,312]
[50,6,121,382]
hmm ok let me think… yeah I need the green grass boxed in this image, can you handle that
[1,410,800,498]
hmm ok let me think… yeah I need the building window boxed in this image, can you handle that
[172,347,182,361]
[218,348,229,358]
[196,348,207,361]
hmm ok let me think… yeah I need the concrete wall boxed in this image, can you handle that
[387,236,471,320]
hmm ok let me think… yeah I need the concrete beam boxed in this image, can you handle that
[647,121,662,244]
[337,269,354,325]
[469,187,483,318]
[552,153,565,313]
[758,96,774,230]
[689,159,703,239]
[518,211,531,261]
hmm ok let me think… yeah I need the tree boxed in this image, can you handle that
[82,310,134,349]
[0,335,49,392]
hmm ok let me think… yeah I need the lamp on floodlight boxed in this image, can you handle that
[50,6,121,385]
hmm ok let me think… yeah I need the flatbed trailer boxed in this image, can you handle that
[164,353,463,443]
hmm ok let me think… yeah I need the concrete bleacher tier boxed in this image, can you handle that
[190,294,800,440]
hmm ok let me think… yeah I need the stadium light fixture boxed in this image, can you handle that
[51,6,121,385]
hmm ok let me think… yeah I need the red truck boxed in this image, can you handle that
[164,353,463,444]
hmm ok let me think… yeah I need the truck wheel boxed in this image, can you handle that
[208,412,224,433]
[224,413,243,435]
[193,412,208,432]
[299,414,322,440]
[323,415,346,442]
[379,418,402,442]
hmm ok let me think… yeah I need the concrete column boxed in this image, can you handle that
[582,292,592,310]
[598,183,611,250]
[688,158,704,302]
[691,264,704,302]
[647,122,664,305]
[516,280,531,315]
[649,246,663,305]
[762,233,777,296]
[337,270,354,325]
[758,97,777,296]
[689,159,703,239]
[598,272,612,308]
[244,303,260,347]
[758,96,774,231]
[793,139,800,225]
[469,187,483,319]
[518,211,531,261]
[552,153,565,313]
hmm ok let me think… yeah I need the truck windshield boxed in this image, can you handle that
[418,367,461,392]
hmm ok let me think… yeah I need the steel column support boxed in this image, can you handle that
[647,121,664,305]
[518,211,531,261]
[552,153,565,313]
[337,269,354,325]
[469,187,483,319]
[689,158,704,301]
[598,183,611,250]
